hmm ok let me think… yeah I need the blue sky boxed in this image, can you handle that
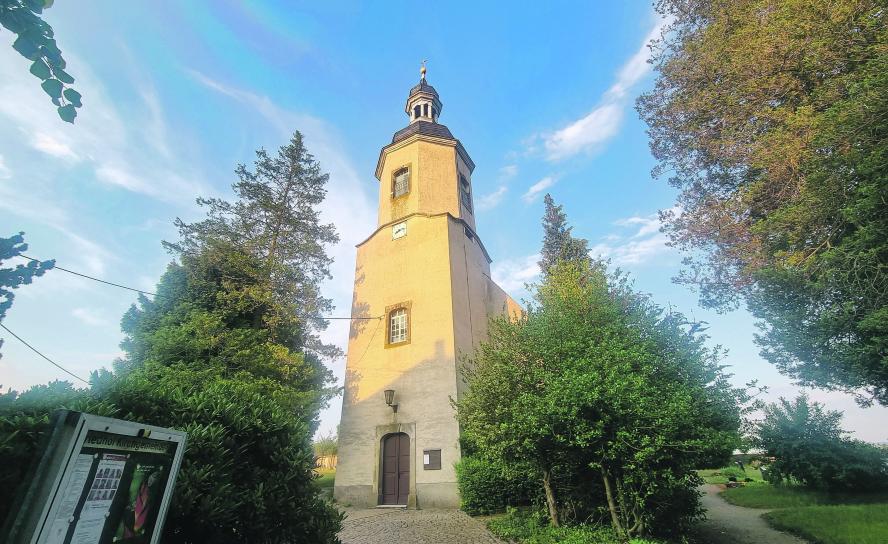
[2,1,885,441]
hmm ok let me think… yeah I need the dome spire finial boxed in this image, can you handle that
[406,62,441,124]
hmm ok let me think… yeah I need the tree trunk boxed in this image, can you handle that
[541,468,560,527]
[601,469,625,537]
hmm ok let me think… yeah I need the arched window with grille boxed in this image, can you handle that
[389,307,408,344]
[392,167,409,198]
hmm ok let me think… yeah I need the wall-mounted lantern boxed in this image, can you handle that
[384,389,398,413]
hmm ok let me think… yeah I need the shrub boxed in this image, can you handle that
[0,369,343,544]
[720,466,746,480]
[757,395,888,491]
[0,382,114,523]
[314,430,338,457]
[487,508,665,544]
[455,455,537,515]
[456,260,742,538]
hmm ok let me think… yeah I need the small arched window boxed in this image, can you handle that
[423,104,429,117]
[389,308,408,344]
[414,105,421,118]
[392,167,409,198]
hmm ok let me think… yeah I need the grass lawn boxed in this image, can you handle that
[764,503,888,544]
[702,469,888,544]
[721,482,888,509]
[698,466,764,485]
[315,467,335,489]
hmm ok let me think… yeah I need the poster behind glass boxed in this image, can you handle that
[42,430,177,544]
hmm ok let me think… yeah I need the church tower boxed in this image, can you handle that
[334,66,520,508]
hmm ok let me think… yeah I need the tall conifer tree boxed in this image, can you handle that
[538,194,590,274]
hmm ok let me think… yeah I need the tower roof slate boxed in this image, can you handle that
[391,120,454,144]
[408,79,439,98]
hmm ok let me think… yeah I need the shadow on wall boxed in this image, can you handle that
[343,339,451,407]
[349,265,372,340]
[339,334,471,508]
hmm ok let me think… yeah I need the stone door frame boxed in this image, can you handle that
[374,422,417,508]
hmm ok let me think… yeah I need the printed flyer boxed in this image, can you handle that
[40,430,177,544]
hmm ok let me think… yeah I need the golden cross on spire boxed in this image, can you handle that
[420,60,427,80]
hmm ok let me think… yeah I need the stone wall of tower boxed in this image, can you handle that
[335,78,519,508]
[335,211,463,508]
[375,138,475,231]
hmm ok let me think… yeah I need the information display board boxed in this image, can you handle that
[2,411,186,544]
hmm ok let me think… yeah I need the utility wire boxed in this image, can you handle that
[19,254,158,297]
[0,322,89,384]
[16,254,381,321]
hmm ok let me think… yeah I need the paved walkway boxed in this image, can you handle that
[339,486,811,544]
[692,484,808,544]
[339,508,501,544]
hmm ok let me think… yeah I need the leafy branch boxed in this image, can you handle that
[0,0,82,122]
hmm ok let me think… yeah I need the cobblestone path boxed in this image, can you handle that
[339,508,501,544]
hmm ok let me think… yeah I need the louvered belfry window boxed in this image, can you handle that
[389,308,408,344]
[459,174,472,212]
[393,167,409,198]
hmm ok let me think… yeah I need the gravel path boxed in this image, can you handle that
[339,508,501,544]
[692,484,808,544]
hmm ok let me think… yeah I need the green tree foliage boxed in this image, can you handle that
[0,232,54,357]
[313,430,338,458]
[756,394,888,491]
[0,133,344,542]
[457,259,742,538]
[165,131,340,359]
[538,194,589,275]
[638,0,888,402]
[0,0,82,122]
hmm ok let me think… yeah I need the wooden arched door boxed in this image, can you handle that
[380,433,409,505]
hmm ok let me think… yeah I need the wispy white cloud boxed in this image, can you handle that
[615,214,661,238]
[139,86,173,160]
[543,103,624,161]
[589,207,678,266]
[95,164,156,195]
[492,253,541,294]
[71,307,110,327]
[604,21,667,101]
[522,176,557,203]
[30,132,80,160]
[477,185,508,211]
[0,47,213,206]
[542,18,668,161]
[475,165,519,212]
[499,164,518,180]
[0,155,10,179]
[590,235,670,266]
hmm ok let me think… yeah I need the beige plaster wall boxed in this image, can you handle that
[336,213,463,507]
[376,137,475,230]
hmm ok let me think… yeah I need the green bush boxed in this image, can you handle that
[455,455,537,515]
[720,466,746,480]
[487,508,664,544]
[0,382,113,523]
[757,395,888,492]
[0,368,343,544]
